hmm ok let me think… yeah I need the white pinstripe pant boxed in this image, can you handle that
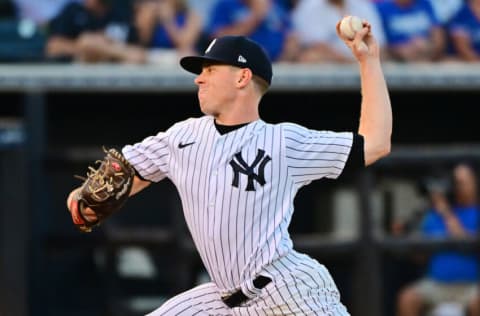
[146,251,350,316]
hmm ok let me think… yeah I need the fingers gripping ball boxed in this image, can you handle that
[339,15,368,50]
[339,15,363,39]
[70,148,135,232]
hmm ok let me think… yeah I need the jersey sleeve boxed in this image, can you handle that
[122,131,171,183]
[282,123,353,186]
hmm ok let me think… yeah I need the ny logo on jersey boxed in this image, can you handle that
[229,149,271,191]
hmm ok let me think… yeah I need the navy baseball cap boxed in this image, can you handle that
[180,36,273,85]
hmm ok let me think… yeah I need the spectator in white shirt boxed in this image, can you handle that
[292,0,387,63]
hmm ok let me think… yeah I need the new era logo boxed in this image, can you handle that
[238,55,247,63]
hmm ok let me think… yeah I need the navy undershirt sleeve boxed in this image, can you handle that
[340,134,365,178]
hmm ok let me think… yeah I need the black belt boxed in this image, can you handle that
[222,276,272,308]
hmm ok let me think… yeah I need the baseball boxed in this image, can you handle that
[339,15,364,40]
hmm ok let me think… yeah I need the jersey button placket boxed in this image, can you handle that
[208,138,223,239]
[207,167,216,239]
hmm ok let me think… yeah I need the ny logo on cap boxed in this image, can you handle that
[205,38,217,53]
[238,55,247,63]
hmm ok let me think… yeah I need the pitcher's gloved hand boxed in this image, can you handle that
[67,147,135,232]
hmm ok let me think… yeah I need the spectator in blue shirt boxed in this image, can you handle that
[396,163,480,316]
[134,0,202,54]
[376,0,446,61]
[206,0,300,62]
[427,0,462,26]
[447,0,480,62]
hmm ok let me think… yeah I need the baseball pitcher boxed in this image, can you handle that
[67,18,392,315]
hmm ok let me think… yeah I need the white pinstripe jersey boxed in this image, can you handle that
[122,116,353,295]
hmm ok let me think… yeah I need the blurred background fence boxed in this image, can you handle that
[0,62,479,316]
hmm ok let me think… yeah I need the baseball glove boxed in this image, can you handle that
[69,147,135,232]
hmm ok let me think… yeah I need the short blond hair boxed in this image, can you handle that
[252,75,269,96]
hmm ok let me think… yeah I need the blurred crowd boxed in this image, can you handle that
[0,0,480,64]
[392,162,479,316]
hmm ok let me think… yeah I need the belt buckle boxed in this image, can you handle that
[221,293,231,301]
[221,276,272,308]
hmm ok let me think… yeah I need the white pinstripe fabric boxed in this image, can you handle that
[146,250,350,316]
[122,116,353,315]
